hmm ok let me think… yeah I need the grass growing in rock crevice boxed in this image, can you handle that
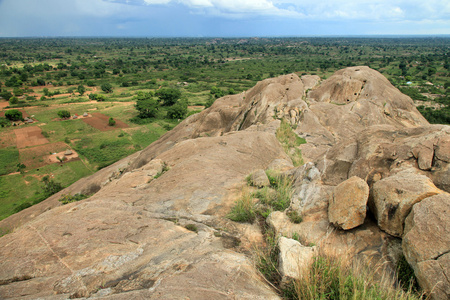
[276,119,306,167]
[227,188,256,223]
[228,170,295,224]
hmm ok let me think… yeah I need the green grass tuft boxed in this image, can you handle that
[227,189,256,223]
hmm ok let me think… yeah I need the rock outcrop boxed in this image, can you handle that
[0,66,449,299]
[403,194,450,299]
[371,169,443,237]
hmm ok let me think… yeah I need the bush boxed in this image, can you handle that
[9,96,18,105]
[0,91,13,101]
[108,117,116,126]
[293,254,423,300]
[185,224,198,233]
[42,175,63,198]
[57,110,71,119]
[0,117,10,128]
[5,109,23,121]
[59,193,89,205]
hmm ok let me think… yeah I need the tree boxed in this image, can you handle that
[36,78,45,86]
[108,117,116,126]
[101,83,113,93]
[136,98,159,118]
[13,87,24,97]
[9,96,18,105]
[77,84,86,96]
[0,91,13,101]
[5,109,23,121]
[156,88,181,106]
[134,92,159,119]
[57,110,71,119]
[167,100,188,119]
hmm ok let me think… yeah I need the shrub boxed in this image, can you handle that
[108,117,116,126]
[42,175,63,198]
[397,255,421,293]
[57,110,71,119]
[59,193,89,205]
[287,210,303,224]
[185,224,198,233]
[9,96,18,105]
[253,171,293,211]
[5,109,23,121]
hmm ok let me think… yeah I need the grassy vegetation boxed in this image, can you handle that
[0,148,20,175]
[276,119,306,167]
[0,160,92,220]
[293,255,423,300]
[227,188,256,223]
[252,229,423,300]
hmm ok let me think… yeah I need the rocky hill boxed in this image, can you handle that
[0,66,449,299]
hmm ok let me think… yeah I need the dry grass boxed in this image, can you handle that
[293,252,425,300]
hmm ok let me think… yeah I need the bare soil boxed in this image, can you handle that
[14,126,49,148]
[81,113,129,131]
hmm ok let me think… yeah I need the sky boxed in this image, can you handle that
[0,0,448,37]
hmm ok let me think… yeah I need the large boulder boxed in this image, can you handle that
[328,176,369,230]
[371,169,443,237]
[402,194,450,300]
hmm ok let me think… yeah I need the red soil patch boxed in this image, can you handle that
[18,142,72,169]
[14,126,49,148]
[81,113,128,132]
[0,101,9,110]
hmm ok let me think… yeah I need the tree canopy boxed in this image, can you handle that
[135,92,159,118]
[156,88,181,106]
[5,109,23,121]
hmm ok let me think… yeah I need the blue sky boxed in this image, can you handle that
[0,0,448,37]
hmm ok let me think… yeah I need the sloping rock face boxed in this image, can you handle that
[0,131,287,299]
[0,66,449,299]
